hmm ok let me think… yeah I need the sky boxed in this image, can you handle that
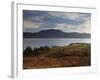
[23,10,91,33]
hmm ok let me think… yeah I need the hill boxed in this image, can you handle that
[23,43,91,69]
[23,29,90,38]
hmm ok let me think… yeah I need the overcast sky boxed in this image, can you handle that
[23,10,91,33]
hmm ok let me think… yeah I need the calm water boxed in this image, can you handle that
[23,38,90,50]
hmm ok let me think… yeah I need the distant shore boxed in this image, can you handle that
[23,43,91,69]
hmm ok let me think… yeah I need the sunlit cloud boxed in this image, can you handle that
[23,10,91,33]
[48,12,82,20]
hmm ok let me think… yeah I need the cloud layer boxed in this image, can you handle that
[23,10,91,33]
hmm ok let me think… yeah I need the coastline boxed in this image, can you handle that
[23,43,91,69]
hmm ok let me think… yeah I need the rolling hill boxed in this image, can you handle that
[23,29,90,38]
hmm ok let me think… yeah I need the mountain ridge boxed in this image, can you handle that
[23,29,90,38]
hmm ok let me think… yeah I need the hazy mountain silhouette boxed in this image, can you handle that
[23,29,90,38]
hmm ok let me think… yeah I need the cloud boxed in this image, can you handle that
[23,10,89,25]
[55,20,91,33]
[23,10,91,33]
[23,20,43,32]
[77,20,91,33]
[48,12,82,20]
[23,20,41,29]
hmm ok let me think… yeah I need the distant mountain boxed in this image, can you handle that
[23,29,90,38]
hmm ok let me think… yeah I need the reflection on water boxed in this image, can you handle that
[23,38,90,50]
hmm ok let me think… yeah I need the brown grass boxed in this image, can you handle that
[23,43,91,69]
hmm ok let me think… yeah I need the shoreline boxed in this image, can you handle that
[23,43,91,69]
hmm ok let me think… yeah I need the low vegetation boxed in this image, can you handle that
[23,43,91,69]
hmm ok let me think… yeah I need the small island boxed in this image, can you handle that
[23,43,91,69]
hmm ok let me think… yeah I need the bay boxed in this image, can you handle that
[23,38,90,50]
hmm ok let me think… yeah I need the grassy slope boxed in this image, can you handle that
[23,43,91,69]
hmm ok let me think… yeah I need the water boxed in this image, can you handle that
[23,38,90,50]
